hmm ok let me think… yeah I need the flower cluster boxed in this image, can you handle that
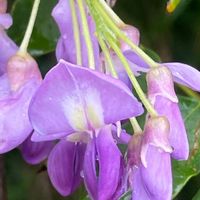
[1,0,200,200]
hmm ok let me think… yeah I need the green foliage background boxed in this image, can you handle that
[3,0,200,199]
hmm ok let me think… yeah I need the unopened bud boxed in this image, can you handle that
[120,25,140,51]
[127,133,143,167]
[141,116,172,167]
[0,0,7,14]
[147,66,178,103]
[7,53,42,91]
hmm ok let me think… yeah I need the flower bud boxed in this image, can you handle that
[120,25,140,51]
[131,116,172,200]
[147,66,178,103]
[0,0,7,14]
[141,116,172,167]
[7,53,42,91]
[147,66,189,160]
[127,133,143,167]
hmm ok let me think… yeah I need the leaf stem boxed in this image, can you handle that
[98,0,124,26]
[70,0,82,65]
[94,0,157,68]
[130,117,142,133]
[18,0,40,55]
[77,0,95,69]
[108,35,157,117]
[97,34,118,77]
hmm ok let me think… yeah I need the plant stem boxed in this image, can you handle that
[97,35,118,77]
[108,36,157,117]
[94,0,157,68]
[98,0,124,26]
[70,0,82,65]
[179,85,200,101]
[130,117,142,133]
[18,0,40,55]
[77,0,95,69]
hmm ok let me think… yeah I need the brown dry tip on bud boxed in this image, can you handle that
[127,133,143,167]
[119,25,140,51]
[146,116,170,135]
[7,53,42,91]
[0,0,7,14]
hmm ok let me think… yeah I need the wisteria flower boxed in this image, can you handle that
[147,66,189,160]
[28,59,144,197]
[0,1,42,153]
[128,116,173,200]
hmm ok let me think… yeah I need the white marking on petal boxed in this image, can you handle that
[84,88,104,129]
[62,93,88,131]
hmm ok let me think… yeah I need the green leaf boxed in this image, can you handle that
[192,188,200,200]
[8,0,59,56]
[166,0,181,13]
[140,45,161,62]
[119,190,132,200]
[172,96,200,198]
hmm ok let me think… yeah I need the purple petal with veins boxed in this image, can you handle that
[163,62,200,92]
[52,0,100,69]
[19,134,54,165]
[147,66,189,160]
[29,60,143,140]
[83,126,124,200]
[47,140,86,196]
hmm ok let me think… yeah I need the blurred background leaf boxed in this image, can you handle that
[166,0,181,13]
[8,0,59,56]
[173,96,200,199]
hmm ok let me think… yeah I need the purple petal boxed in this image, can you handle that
[31,131,68,142]
[130,117,172,199]
[164,62,200,92]
[0,13,12,29]
[147,67,189,160]
[0,31,17,74]
[131,168,150,200]
[141,117,172,167]
[125,52,200,92]
[154,97,189,160]
[29,61,79,137]
[147,66,178,103]
[105,51,148,88]
[47,140,85,196]
[0,79,40,153]
[120,25,140,51]
[140,145,172,200]
[96,126,123,199]
[83,126,124,200]
[7,54,42,91]
[29,60,143,139]
[124,50,149,70]
[83,138,97,199]
[70,62,144,125]
[19,134,54,165]
[128,134,143,167]
[52,0,100,69]
[112,126,131,144]
[52,0,76,64]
